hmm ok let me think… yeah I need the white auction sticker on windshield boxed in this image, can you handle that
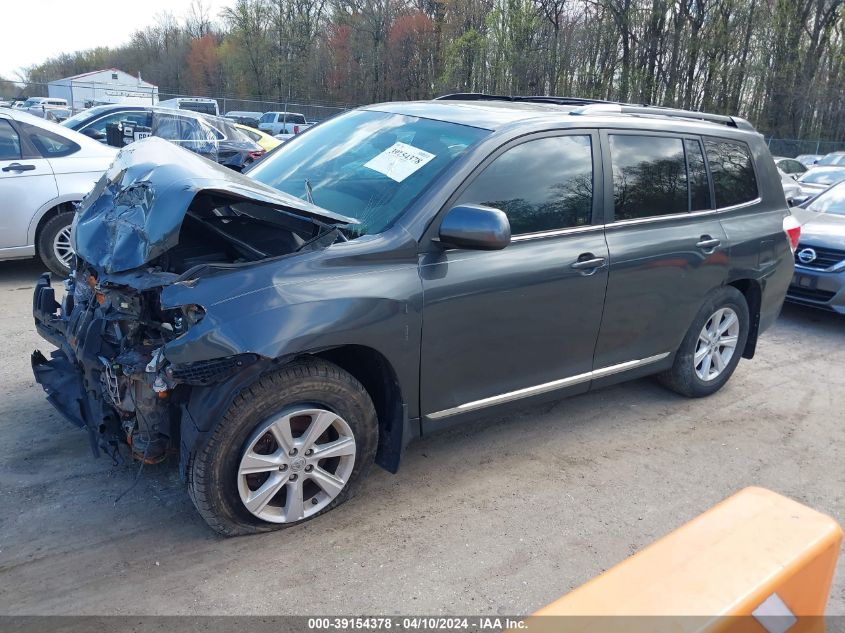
[364,142,436,182]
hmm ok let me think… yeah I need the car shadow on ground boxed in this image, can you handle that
[779,301,845,333]
[0,258,51,287]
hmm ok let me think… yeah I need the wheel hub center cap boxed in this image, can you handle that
[290,456,306,472]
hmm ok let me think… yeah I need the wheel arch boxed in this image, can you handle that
[309,345,411,473]
[29,198,79,246]
[727,278,762,359]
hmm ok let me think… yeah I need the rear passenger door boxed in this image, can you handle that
[593,131,730,374]
[420,131,609,421]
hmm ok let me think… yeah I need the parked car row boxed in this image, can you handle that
[61,104,265,172]
[774,151,845,205]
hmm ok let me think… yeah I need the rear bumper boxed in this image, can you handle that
[787,266,845,314]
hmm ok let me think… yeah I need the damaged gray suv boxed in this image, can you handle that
[32,95,798,535]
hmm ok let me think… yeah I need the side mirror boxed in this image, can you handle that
[438,204,511,251]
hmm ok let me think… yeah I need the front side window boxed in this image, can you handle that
[152,114,183,140]
[456,135,593,234]
[610,135,688,220]
[18,122,79,157]
[704,139,758,207]
[259,112,274,124]
[248,109,490,236]
[779,159,806,175]
[0,119,21,160]
[82,111,151,137]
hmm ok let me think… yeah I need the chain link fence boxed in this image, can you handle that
[5,79,845,156]
[765,138,845,158]
[1,80,351,123]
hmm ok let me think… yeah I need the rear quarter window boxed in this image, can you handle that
[704,139,758,208]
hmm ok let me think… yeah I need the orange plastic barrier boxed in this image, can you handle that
[519,487,842,633]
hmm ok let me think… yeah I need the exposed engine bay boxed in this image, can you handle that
[31,137,358,466]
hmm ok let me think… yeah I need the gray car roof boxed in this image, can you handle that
[362,99,758,138]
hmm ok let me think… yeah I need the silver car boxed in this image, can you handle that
[791,166,845,205]
[0,108,117,274]
[788,181,845,313]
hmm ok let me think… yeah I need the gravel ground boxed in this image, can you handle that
[0,257,842,616]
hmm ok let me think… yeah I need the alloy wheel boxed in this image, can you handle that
[694,307,740,382]
[52,225,74,269]
[237,407,356,523]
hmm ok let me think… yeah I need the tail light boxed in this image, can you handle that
[293,125,299,134]
[783,215,801,253]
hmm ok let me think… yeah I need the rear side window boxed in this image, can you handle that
[18,123,79,158]
[456,135,593,234]
[0,120,21,160]
[704,139,758,207]
[610,135,688,220]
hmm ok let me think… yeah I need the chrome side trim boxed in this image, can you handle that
[607,197,763,229]
[426,352,671,420]
[511,224,603,242]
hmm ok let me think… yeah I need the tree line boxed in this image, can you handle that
[10,0,845,139]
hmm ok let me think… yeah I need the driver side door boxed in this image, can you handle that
[419,131,609,423]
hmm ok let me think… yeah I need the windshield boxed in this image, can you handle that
[799,169,845,185]
[248,109,489,236]
[22,98,40,107]
[816,153,845,166]
[807,181,845,215]
[62,106,112,129]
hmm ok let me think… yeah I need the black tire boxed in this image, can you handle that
[658,286,750,398]
[188,359,378,536]
[36,211,75,277]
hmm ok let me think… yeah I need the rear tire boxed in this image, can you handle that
[37,211,75,277]
[188,359,378,536]
[658,286,750,398]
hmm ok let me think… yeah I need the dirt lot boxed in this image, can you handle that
[0,257,842,616]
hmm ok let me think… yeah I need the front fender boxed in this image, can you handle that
[162,260,423,419]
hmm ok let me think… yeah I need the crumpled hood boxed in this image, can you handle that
[73,137,358,274]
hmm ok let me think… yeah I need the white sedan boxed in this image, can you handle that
[0,108,117,275]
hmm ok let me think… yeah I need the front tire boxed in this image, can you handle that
[188,359,378,536]
[658,286,750,398]
[37,211,75,277]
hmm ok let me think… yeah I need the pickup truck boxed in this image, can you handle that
[258,111,311,138]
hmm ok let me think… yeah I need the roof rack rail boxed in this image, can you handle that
[434,93,756,131]
[570,102,756,131]
[435,93,615,107]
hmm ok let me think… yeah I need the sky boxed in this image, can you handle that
[2,0,231,80]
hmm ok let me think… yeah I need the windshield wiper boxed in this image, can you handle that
[304,179,314,205]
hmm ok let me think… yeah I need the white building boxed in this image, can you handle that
[48,69,158,111]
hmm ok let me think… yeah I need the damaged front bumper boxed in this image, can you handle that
[32,271,169,460]
[32,268,267,470]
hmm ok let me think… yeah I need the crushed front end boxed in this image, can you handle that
[31,136,356,467]
[32,268,206,462]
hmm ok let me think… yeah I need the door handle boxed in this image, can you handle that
[696,236,721,251]
[2,163,36,172]
[571,255,607,270]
